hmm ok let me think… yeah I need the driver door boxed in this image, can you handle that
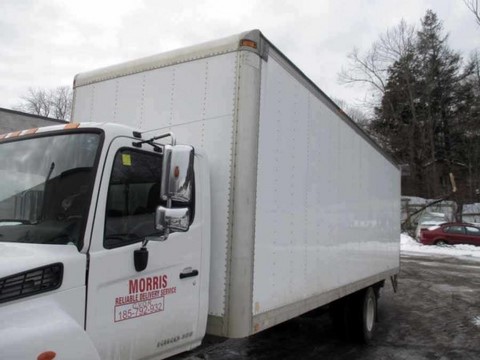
[85,137,202,359]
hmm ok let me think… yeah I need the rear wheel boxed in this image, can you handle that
[435,239,448,246]
[357,287,377,343]
[330,286,378,344]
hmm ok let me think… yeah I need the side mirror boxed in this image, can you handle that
[155,206,190,233]
[161,145,194,203]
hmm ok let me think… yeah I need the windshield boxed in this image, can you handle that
[0,132,101,248]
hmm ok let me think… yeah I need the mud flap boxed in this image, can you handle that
[390,274,398,293]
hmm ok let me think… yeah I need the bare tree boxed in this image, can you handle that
[463,0,480,26]
[333,98,369,124]
[338,20,416,105]
[339,20,420,166]
[14,86,73,120]
[472,50,480,90]
[15,88,52,117]
[50,86,73,120]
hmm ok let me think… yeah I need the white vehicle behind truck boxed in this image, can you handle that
[0,30,400,359]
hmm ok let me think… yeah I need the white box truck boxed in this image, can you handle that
[0,30,400,359]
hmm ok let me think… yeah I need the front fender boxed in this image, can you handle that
[0,296,100,360]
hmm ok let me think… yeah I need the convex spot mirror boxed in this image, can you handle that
[161,145,194,203]
[155,206,190,233]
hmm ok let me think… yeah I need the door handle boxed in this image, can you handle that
[179,268,199,279]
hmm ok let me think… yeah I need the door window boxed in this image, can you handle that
[443,226,465,234]
[466,226,480,236]
[104,149,163,249]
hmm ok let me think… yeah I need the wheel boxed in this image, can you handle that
[349,287,377,344]
[435,239,448,246]
[329,286,378,344]
[359,287,377,343]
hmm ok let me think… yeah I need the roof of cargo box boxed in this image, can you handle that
[73,30,399,169]
[73,30,262,88]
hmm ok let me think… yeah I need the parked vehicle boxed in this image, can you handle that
[0,30,401,359]
[413,210,449,240]
[420,223,480,246]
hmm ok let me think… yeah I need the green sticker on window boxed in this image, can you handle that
[122,154,132,166]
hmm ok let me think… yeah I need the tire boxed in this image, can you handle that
[435,239,448,246]
[330,287,378,344]
[356,287,377,344]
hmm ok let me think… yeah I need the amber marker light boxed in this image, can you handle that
[64,123,80,129]
[37,351,56,360]
[174,166,180,178]
[240,39,257,49]
[9,131,21,138]
[23,128,38,135]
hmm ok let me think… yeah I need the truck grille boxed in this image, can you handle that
[0,263,63,303]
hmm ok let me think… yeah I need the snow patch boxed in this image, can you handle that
[401,233,480,259]
[402,196,430,205]
[472,316,480,327]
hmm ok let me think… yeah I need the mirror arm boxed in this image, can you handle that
[132,132,177,148]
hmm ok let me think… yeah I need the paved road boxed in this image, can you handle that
[174,253,480,360]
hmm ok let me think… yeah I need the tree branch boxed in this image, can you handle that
[463,0,480,26]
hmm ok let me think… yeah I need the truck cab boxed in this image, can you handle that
[0,122,210,360]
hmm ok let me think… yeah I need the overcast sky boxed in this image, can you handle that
[0,0,478,113]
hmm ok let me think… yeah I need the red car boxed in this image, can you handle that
[419,223,480,246]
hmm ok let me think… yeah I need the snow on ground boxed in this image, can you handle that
[473,316,480,328]
[401,233,480,259]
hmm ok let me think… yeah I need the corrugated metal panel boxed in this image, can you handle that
[252,52,400,318]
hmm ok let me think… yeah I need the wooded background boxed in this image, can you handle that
[340,8,480,207]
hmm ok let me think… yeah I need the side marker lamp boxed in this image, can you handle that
[240,39,257,49]
[23,128,38,135]
[64,123,80,129]
[37,351,56,360]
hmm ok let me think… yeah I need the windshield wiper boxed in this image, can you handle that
[39,162,55,221]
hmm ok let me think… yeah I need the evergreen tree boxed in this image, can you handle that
[372,49,425,192]
[370,10,476,200]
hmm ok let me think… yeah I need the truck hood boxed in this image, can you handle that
[0,242,86,280]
